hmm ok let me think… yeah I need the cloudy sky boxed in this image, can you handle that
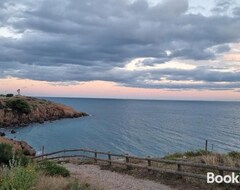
[0,0,240,100]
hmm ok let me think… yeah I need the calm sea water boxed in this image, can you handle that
[2,98,240,157]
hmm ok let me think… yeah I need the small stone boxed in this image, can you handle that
[11,130,16,134]
[0,132,6,136]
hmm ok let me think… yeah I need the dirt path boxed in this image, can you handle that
[64,163,175,190]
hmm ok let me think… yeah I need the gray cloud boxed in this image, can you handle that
[211,0,236,15]
[0,0,240,90]
[1,61,240,91]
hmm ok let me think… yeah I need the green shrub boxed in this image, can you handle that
[6,99,31,114]
[0,102,4,109]
[164,150,210,160]
[6,94,14,97]
[0,144,30,166]
[0,165,37,190]
[15,150,31,167]
[228,151,240,159]
[185,150,210,157]
[0,143,13,165]
[38,161,70,177]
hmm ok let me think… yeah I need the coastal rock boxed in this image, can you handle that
[11,130,16,134]
[0,136,36,156]
[19,141,36,156]
[0,96,88,128]
[0,132,6,136]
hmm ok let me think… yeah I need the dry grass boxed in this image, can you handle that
[200,153,240,167]
[35,174,69,190]
[35,174,99,190]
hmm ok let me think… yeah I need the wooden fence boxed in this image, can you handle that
[33,148,240,180]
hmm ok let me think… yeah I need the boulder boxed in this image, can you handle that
[11,129,16,134]
[19,141,36,156]
[0,132,6,136]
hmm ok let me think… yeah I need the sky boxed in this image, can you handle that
[0,0,240,101]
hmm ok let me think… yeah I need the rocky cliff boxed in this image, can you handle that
[0,136,36,156]
[0,96,88,127]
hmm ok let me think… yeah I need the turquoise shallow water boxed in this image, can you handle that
[2,98,240,156]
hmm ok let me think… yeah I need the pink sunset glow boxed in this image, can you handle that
[1,78,239,101]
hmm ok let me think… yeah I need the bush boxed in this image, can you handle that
[164,149,210,160]
[0,143,30,166]
[0,102,4,109]
[6,94,14,97]
[38,161,70,177]
[6,99,31,114]
[0,143,13,165]
[15,150,31,167]
[185,150,210,157]
[228,151,240,159]
[0,165,37,190]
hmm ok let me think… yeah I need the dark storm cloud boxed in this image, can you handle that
[0,0,240,90]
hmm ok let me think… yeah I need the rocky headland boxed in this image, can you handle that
[0,96,88,127]
[0,95,88,156]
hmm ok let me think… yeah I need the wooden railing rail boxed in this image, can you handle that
[32,148,240,180]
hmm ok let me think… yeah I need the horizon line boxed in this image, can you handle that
[33,95,240,103]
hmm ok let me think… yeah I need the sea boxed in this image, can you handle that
[2,98,240,157]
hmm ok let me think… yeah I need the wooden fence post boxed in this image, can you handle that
[219,170,224,176]
[94,150,97,163]
[147,156,151,172]
[41,146,45,160]
[126,154,130,170]
[219,170,224,186]
[177,164,182,171]
[63,149,66,159]
[108,152,112,166]
[205,140,208,152]
[177,164,182,178]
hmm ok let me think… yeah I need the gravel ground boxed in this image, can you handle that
[64,163,174,190]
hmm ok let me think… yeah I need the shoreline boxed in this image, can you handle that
[0,95,88,156]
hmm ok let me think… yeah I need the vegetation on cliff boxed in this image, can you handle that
[6,99,31,114]
[0,136,36,156]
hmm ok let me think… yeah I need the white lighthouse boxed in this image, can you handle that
[17,89,21,96]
